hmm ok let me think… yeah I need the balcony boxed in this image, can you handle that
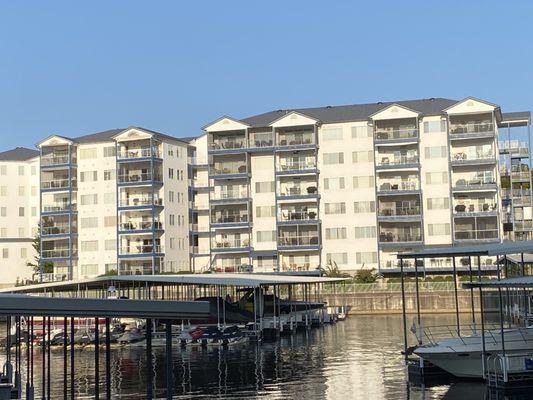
[454,229,499,241]
[117,147,161,161]
[276,157,317,175]
[210,162,248,179]
[190,223,210,233]
[41,248,72,259]
[499,141,530,158]
[452,176,496,192]
[377,180,419,195]
[278,234,320,250]
[41,154,74,168]
[41,224,76,236]
[276,130,316,150]
[278,208,319,225]
[277,185,318,200]
[451,150,495,166]
[211,237,251,253]
[41,178,77,191]
[209,136,247,153]
[374,127,418,143]
[449,121,495,140]
[211,186,249,203]
[118,244,164,256]
[453,201,498,216]
[42,202,77,214]
[375,155,419,170]
[118,196,163,209]
[249,131,274,150]
[117,172,162,185]
[212,263,253,273]
[378,205,421,221]
[211,212,249,227]
[118,220,163,233]
[511,171,531,182]
[379,230,422,245]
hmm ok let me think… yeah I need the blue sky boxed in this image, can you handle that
[0,1,532,150]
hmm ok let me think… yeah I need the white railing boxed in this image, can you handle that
[376,155,419,166]
[119,221,163,231]
[278,186,318,196]
[212,188,249,200]
[41,249,70,258]
[212,239,250,249]
[455,229,499,240]
[452,151,494,161]
[278,235,319,246]
[450,122,494,134]
[379,232,422,243]
[41,179,74,189]
[119,244,163,255]
[211,214,249,224]
[41,155,71,166]
[42,225,72,235]
[119,197,162,207]
[378,205,420,217]
[117,173,161,183]
[278,210,318,221]
[374,127,418,140]
[212,163,247,175]
[42,202,76,212]
[277,158,316,171]
[453,202,497,213]
[378,180,419,191]
[211,138,247,150]
[117,148,160,159]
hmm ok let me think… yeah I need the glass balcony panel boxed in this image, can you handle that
[378,180,419,191]
[454,229,499,240]
[450,122,494,134]
[278,234,319,246]
[277,157,316,171]
[277,132,315,146]
[212,162,247,175]
[249,132,274,148]
[374,127,418,141]
[379,230,422,242]
[378,204,420,216]
[119,244,163,254]
[117,147,160,159]
[211,137,247,150]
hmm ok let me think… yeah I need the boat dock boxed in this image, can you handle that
[397,240,533,394]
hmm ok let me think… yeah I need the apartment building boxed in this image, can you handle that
[37,127,190,280]
[198,97,532,274]
[0,147,40,284]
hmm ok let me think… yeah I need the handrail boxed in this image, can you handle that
[450,122,494,134]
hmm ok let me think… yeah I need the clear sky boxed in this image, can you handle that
[1,1,532,150]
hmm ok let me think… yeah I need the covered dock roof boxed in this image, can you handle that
[397,241,533,259]
[0,274,347,294]
[0,294,210,319]
[463,276,533,290]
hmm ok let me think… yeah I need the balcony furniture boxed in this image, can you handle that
[381,157,389,165]
[456,179,467,186]
[468,204,475,212]
[308,211,316,219]
[380,182,391,191]
[455,204,466,213]
[307,186,317,194]
[237,165,246,173]
[310,236,319,245]
[469,178,482,186]
[391,184,399,190]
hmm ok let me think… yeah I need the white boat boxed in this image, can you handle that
[414,326,533,378]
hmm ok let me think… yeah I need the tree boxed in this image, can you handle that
[353,267,378,284]
[26,223,54,275]
[321,261,351,278]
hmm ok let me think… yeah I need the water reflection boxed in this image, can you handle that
[3,315,531,399]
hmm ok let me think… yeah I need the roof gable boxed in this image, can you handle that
[269,111,319,128]
[203,116,250,132]
[113,127,153,142]
[369,103,419,120]
[37,135,74,148]
[444,97,498,115]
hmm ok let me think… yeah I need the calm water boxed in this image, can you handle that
[0,315,501,399]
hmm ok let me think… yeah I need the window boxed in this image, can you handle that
[256,206,276,218]
[356,252,378,264]
[80,264,98,276]
[80,194,98,205]
[80,171,97,182]
[323,177,345,190]
[326,253,348,265]
[0,228,6,237]
[354,226,377,239]
[423,120,447,133]
[352,151,373,163]
[255,181,275,193]
[31,166,36,176]
[31,186,37,196]
[18,207,24,217]
[428,223,451,236]
[31,207,37,217]
[105,263,117,274]
[325,227,347,240]
[322,127,343,141]
[2,249,8,259]
[169,214,175,226]
[105,239,115,251]
[0,187,7,196]
[351,126,372,138]
[425,172,448,185]
[168,191,174,202]
[80,217,98,229]
[168,146,174,156]
[257,230,276,242]
[0,166,5,175]
[170,238,175,249]
[81,241,98,251]
[168,168,174,179]
[0,207,6,217]
[323,152,344,165]
[104,169,116,180]
[79,148,97,159]
[424,146,447,159]
[427,197,450,210]
[18,186,24,196]
[18,166,24,176]
[324,202,346,214]
[104,216,116,227]
[353,176,375,188]
[103,146,116,157]
[18,227,24,238]
[20,248,27,258]
[354,201,376,213]
[104,192,115,204]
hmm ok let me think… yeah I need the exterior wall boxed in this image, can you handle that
[0,157,39,284]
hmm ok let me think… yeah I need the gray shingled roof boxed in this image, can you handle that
[241,98,458,127]
[0,147,39,161]
[56,127,191,145]
[501,111,531,122]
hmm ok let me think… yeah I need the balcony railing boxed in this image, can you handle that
[212,188,249,200]
[212,238,250,248]
[278,186,318,196]
[376,155,419,167]
[119,221,163,231]
[118,197,163,207]
[378,180,419,192]
[454,229,498,240]
[119,244,163,255]
[452,151,494,162]
[278,235,319,247]
[277,159,317,172]
[511,171,530,181]
[211,214,249,224]
[514,221,533,230]
[211,163,247,175]
[117,173,162,183]
[117,148,160,159]
[41,179,76,190]
[374,128,418,141]
[277,133,315,147]
[279,210,318,221]
[249,133,274,148]
[41,155,72,166]
[210,139,247,150]
[41,249,71,258]
[42,225,74,235]
[378,205,421,217]
[190,224,209,232]
[450,122,494,135]
[453,203,497,213]
[212,264,253,273]
[42,202,77,212]
[453,177,496,188]
[379,232,422,243]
